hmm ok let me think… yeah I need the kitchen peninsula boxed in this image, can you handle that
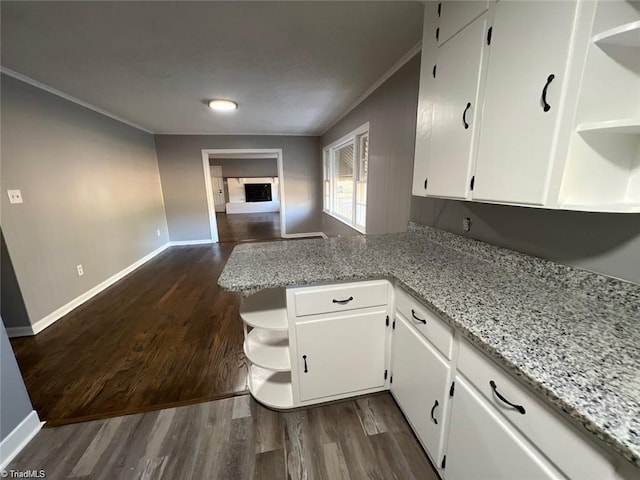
[219,224,640,479]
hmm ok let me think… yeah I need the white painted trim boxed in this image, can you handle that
[169,240,215,246]
[282,232,326,239]
[22,243,170,337]
[0,411,44,471]
[0,67,152,134]
[323,122,370,151]
[202,149,286,240]
[4,326,34,338]
[320,42,422,135]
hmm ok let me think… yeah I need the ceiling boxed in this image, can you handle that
[1,1,424,135]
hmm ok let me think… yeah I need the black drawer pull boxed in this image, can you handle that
[303,355,308,373]
[541,74,555,112]
[463,102,471,129]
[332,296,353,305]
[430,399,439,424]
[411,309,427,324]
[490,380,526,414]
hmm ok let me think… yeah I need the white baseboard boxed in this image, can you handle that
[0,411,44,471]
[282,232,327,239]
[169,239,215,246]
[11,243,171,338]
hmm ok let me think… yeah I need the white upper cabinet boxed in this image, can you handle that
[472,1,578,205]
[437,1,492,46]
[428,15,489,199]
[412,0,640,212]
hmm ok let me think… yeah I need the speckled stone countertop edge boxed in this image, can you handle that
[395,280,636,467]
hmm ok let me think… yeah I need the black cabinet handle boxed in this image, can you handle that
[332,296,353,305]
[462,102,471,129]
[490,380,526,414]
[430,399,439,424]
[541,74,555,112]
[411,309,427,325]
[303,355,308,373]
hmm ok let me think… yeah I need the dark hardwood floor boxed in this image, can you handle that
[216,211,281,243]
[10,243,249,427]
[8,393,438,479]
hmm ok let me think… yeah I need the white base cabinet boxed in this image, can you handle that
[390,313,452,470]
[446,376,563,480]
[296,308,388,402]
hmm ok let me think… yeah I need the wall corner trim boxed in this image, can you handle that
[10,243,171,338]
[0,411,44,471]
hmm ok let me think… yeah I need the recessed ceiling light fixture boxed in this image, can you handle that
[208,99,238,112]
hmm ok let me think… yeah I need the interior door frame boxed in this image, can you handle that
[201,148,285,243]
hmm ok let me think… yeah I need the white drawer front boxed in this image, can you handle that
[457,340,616,480]
[292,280,389,318]
[394,287,453,359]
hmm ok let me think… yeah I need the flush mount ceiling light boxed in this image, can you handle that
[208,99,238,112]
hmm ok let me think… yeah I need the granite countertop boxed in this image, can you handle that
[218,224,640,467]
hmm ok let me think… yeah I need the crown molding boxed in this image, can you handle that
[1,67,153,134]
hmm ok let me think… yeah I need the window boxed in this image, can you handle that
[323,123,369,232]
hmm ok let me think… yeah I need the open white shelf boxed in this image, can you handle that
[593,20,640,48]
[559,202,640,213]
[244,328,291,371]
[249,365,293,409]
[240,288,287,330]
[577,119,640,134]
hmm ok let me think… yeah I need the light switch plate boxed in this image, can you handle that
[7,189,23,204]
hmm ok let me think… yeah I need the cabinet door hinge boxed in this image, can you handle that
[435,27,440,41]
[441,455,447,469]
[384,369,388,380]
[432,64,437,78]
[437,2,442,17]
[487,26,493,45]
[386,315,389,327]
[470,176,475,191]
[449,381,455,397]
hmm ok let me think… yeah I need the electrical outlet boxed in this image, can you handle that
[157,229,161,237]
[76,264,84,276]
[462,217,472,232]
[7,189,23,204]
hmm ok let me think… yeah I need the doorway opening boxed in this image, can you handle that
[202,149,285,243]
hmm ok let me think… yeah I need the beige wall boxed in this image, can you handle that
[321,54,421,237]
[0,74,169,328]
[154,135,322,240]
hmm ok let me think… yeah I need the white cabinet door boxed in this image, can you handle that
[296,309,387,402]
[428,15,488,199]
[472,1,578,205]
[446,376,562,480]
[438,0,491,45]
[390,314,451,467]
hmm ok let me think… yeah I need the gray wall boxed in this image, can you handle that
[321,54,421,237]
[411,197,640,285]
[1,74,169,328]
[154,135,322,240]
[211,158,278,179]
[0,321,33,440]
[1,231,30,329]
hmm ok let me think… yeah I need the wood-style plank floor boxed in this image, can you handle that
[216,212,281,243]
[8,392,439,480]
[10,243,249,426]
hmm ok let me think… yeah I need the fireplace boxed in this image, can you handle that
[244,183,272,202]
